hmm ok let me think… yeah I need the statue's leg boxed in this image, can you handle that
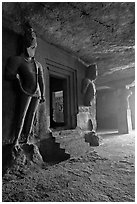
[13,93,31,148]
[22,96,39,143]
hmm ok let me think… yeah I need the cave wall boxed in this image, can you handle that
[96,89,118,130]
[2,26,97,145]
[96,87,135,131]
[2,28,18,144]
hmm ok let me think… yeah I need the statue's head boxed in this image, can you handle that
[23,22,37,57]
[86,64,98,80]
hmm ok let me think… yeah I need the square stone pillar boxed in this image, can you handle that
[116,87,132,134]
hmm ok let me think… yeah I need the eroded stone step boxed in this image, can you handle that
[52,130,94,157]
[37,137,70,162]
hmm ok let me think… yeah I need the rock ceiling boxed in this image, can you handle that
[2,2,135,87]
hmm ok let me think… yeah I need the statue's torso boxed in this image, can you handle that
[82,78,96,106]
[18,58,38,94]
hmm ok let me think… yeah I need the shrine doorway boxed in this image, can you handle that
[50,75,70,129]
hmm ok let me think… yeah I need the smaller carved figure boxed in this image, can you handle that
[81,64,97,106]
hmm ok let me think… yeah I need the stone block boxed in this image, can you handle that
[84,131,99,146]
[2,143,43,175]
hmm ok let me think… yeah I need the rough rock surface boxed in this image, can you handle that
[2,143,43,175]
[2,131,135,202]
[84,131,100,146]
[2,2,135,83]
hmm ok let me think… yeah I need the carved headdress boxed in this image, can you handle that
[23,22,37,48]
[86,63,98,80]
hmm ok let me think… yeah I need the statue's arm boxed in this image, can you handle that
[5,57,18,80]
[38,62,45,102]
[81,79,89,94]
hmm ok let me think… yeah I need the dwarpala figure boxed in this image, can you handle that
[5,22,45,149]
[81,64,97,106]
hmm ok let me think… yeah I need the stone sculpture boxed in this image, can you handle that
[5,22,45,150]
[81,64,97,106]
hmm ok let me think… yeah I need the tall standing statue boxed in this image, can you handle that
[5,22,45,150]
[81,64,97,106]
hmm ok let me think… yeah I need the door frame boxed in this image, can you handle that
[46,58,78,129]
[49,74,70,129]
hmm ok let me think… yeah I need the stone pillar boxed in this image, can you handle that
[116,87,132,134]
[129,86,135,129]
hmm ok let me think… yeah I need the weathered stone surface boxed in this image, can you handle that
[2,132,135,202]
[2,143,43,175]
[77,100,96,131]
[52,129,94,157]
[21,143,43,164]
[2,2,135,82]
[37,136,70,162]
[84,131,99,146]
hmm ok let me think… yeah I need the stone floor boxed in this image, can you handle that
[2,130,135,202]
[97,129,135,161]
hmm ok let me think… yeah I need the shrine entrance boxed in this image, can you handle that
[46,58,78,130]
[50,76,69,129]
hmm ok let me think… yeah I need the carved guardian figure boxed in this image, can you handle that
[81,64,97,106]
[5,22,45,150]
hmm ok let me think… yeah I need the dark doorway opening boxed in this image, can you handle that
[50,76,68,129]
